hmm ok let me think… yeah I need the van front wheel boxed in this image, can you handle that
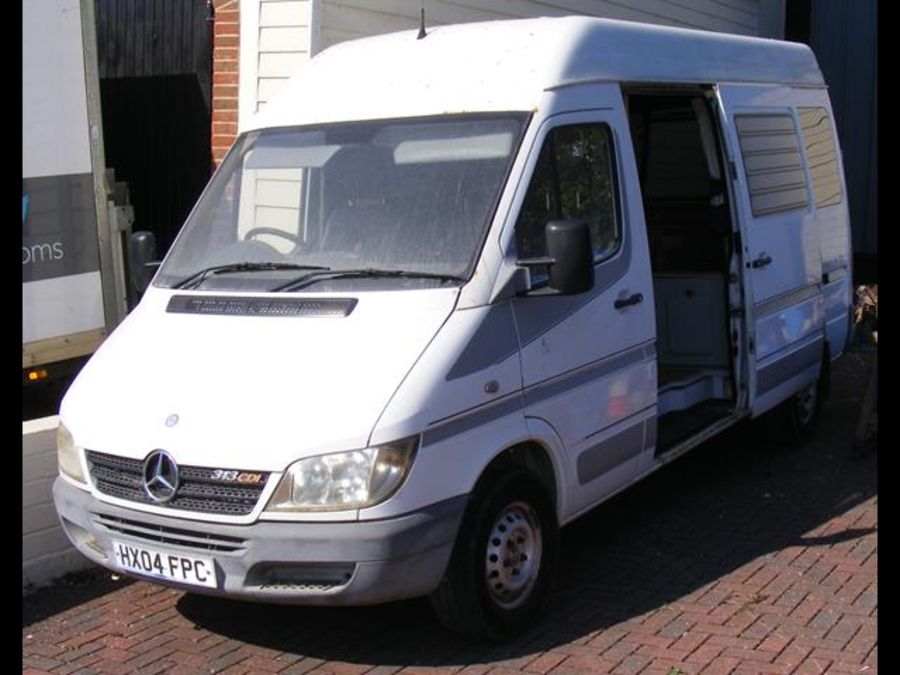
[430,470,558,641]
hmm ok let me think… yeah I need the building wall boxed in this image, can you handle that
[238,0,314,133]
[225,0,784,153]
[319,0,765,51]
[808,2,877,262]
[23,417,93,591]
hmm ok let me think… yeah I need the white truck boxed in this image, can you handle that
[22,0,146,414]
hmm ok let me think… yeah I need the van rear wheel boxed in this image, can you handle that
[430,470,557,641]
[771,373,823,446]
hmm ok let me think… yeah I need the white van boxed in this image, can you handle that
[53,16,853,639]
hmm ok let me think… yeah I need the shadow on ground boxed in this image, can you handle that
[23,568,136,627]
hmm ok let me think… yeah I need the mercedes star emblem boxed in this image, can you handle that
[142,450,180,503]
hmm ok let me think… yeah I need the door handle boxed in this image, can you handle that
[614,292,644,309]
[751,254,772,269]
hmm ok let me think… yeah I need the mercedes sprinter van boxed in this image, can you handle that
[54,16,853,639]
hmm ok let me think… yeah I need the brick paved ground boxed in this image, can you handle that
[23,352,877,674]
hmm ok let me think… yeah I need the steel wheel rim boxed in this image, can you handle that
[484,501,542,609]
[795,382,818,426]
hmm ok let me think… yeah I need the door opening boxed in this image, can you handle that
[626,89,741,453]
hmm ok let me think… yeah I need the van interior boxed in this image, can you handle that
[625,89,739,454]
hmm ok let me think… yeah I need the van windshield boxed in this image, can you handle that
[155,114,527,292]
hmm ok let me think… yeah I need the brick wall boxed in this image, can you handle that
[212,0,240,166]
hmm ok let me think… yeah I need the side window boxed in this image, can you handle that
[797,107,843,208]
[515,124,620,264]
[734,113,809,217]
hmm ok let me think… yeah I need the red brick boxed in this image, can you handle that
[22,658,63,672]
[58,627,107,649]
[685,643,724,666]
[214,72,239,86]
[522,651,566,673]
[757,631,792,655]
[215,21,239,36]
[790,596,825,624]
[213,96,238,108]
[238,655,285,672]
[169,651,210,668]
[584,628,627,651]
[213,122,238,135]
[792,658,832,674]
[213,109,239,122]
[597,638,639,665]
[635,644,690,661]
[670,630,709,654]
[808,648,863,665]
[774,641,813,667]
[701,655,741,674]
[705,634,759,650]
[721,647,776,663]
[216,35,239,48]
[621,633,674,648]
[213,84,239,98]
[215,59,239,73]
[558,654,617,672]
[611,654,652,675]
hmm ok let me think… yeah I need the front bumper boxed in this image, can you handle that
[53,477,466,605]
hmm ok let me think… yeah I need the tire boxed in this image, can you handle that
[770,373,823,446]
[430,469,558,641]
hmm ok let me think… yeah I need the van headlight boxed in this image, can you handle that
[57,421,86,483]
[265,437,419,512]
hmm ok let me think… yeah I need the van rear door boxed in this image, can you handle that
[716,85,826,415]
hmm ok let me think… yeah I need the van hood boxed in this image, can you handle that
[61,287,458,472]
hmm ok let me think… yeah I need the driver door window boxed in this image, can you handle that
[515,124,620,274]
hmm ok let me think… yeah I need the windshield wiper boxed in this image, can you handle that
[172,263,331,290]
[270,268,466,292]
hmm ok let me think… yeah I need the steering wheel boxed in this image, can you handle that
[243,227,301,246]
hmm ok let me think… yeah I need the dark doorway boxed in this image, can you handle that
[96,0,213,257]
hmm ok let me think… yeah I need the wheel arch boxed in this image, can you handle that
[472,439,560,520]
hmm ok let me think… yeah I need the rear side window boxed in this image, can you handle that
[797,107,843,208]
[735,113,809,217]
[515,124,620,263]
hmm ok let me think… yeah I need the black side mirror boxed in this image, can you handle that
[546,219,594,294]
[129,231,159,295]
[518,219,594,295]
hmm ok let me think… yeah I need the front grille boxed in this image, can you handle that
[245,562,355,590]
[93,513,247,553]
[86,450,270,516]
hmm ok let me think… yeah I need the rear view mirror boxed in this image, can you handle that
[518,219,594,295]
[545,219,594,294]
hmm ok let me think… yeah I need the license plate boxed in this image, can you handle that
[111,539,218,589]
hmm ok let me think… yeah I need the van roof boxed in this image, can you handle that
[247,16,823,130]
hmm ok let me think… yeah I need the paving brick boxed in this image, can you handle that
[685,643,724,667]
[521,651,566,673]
[607,653,651,675]
[700,655,741,674]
